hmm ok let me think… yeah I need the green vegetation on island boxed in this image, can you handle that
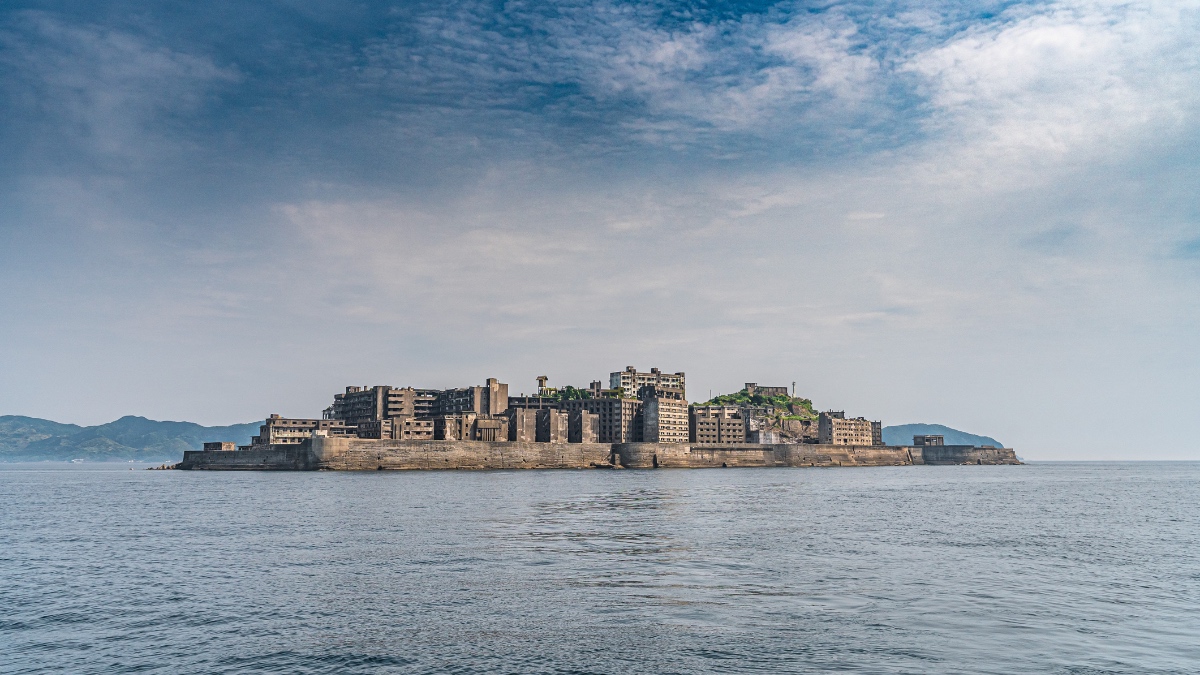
[695,388,817,420]
[548,385,594,401]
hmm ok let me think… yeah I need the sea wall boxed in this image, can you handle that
[309,436,614,470]
[613,443,923,468]
[918,445,1021,465]
[177,439,1019,470]
[178,444,316,470]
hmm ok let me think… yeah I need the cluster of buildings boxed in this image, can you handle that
[234,366,888,450]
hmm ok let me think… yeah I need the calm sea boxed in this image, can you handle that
[1,462,1197,674]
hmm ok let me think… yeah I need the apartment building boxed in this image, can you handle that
[689,405,746,444]
[356,417,435,441]
[818,411,883,446]
[640,384,688,444]
[433,378,509,417]
[245,415,354,448]
[324,385,439,424]
[609,367,686,398]
[563,397,643,443]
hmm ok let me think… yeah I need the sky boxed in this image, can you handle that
[1,0,1198,459]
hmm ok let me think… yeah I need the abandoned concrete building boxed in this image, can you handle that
[433,378,509,417]
[536,408,569,443]
[688,406,746,444]
[242,415,355,449]
[506,394,560,410]
[640,384,689,444]
[610,366,686,398]
[563,397,644,443]
[507,408,537,442]
[568,410,600,443]
[782,418,819,443]
[241,368,898,450]
[356,417,435,441]
[818,411,884,446]
[324,385,440,424]
[432,412,506,442]
[319,378,514,442]
[913,434,945,446]
[744,383,789,398]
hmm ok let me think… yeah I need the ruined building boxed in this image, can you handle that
[818,411,884,446]
[243,415,355,449]
[356,418,435,441]
[689,405,746,444]
[432,378,509,417]
[325,385,439,424]
[640,384,688,443]
[610,366,686,398]
[744,383,789,397]
[781,418,820,443]
[563,397,643,443]
[568,409,599,443]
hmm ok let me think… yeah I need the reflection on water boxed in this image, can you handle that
[1,463,1198,674]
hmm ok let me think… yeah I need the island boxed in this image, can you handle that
[179,367,1020,470]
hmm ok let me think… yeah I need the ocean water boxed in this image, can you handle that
[1,463,1198,674]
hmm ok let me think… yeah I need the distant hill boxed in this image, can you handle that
[882,424,1003,448]
[0,415,262,462]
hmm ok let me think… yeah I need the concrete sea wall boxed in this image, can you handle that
[310,437,614,470]
[918,445,1022,465]
[613,443,922,468]
[178,438,1020,471]
[178,444,316,470]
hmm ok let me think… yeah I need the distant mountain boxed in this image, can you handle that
[0,416,83,449]
[0,415,262,462]
[882,424,1003,448]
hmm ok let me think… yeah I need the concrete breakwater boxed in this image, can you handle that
[177,436,1020,470]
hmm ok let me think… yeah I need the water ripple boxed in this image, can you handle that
[1,463,1198,673]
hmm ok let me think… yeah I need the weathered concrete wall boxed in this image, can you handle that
[178,445,316,470]
[613,443,921,468]
[310,436,614,470]
[916,445,1021,465]
[774,444,918,467]
[178,438,1018,470]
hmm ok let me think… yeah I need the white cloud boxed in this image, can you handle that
[762,14,877,102]
[4,1,1200,456]
[905,0,1200,166]
[584,7,882,131]
[363,2,885,140]
[0,11,238,161]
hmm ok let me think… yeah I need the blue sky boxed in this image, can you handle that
[2,0,1198,458]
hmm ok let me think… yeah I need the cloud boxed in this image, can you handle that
[905,0,1200,166]
[0,10,238,166]
[1,1,1199,456]
[357,1,891,150]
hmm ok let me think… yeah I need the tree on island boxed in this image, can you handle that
[695,389,817,420]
